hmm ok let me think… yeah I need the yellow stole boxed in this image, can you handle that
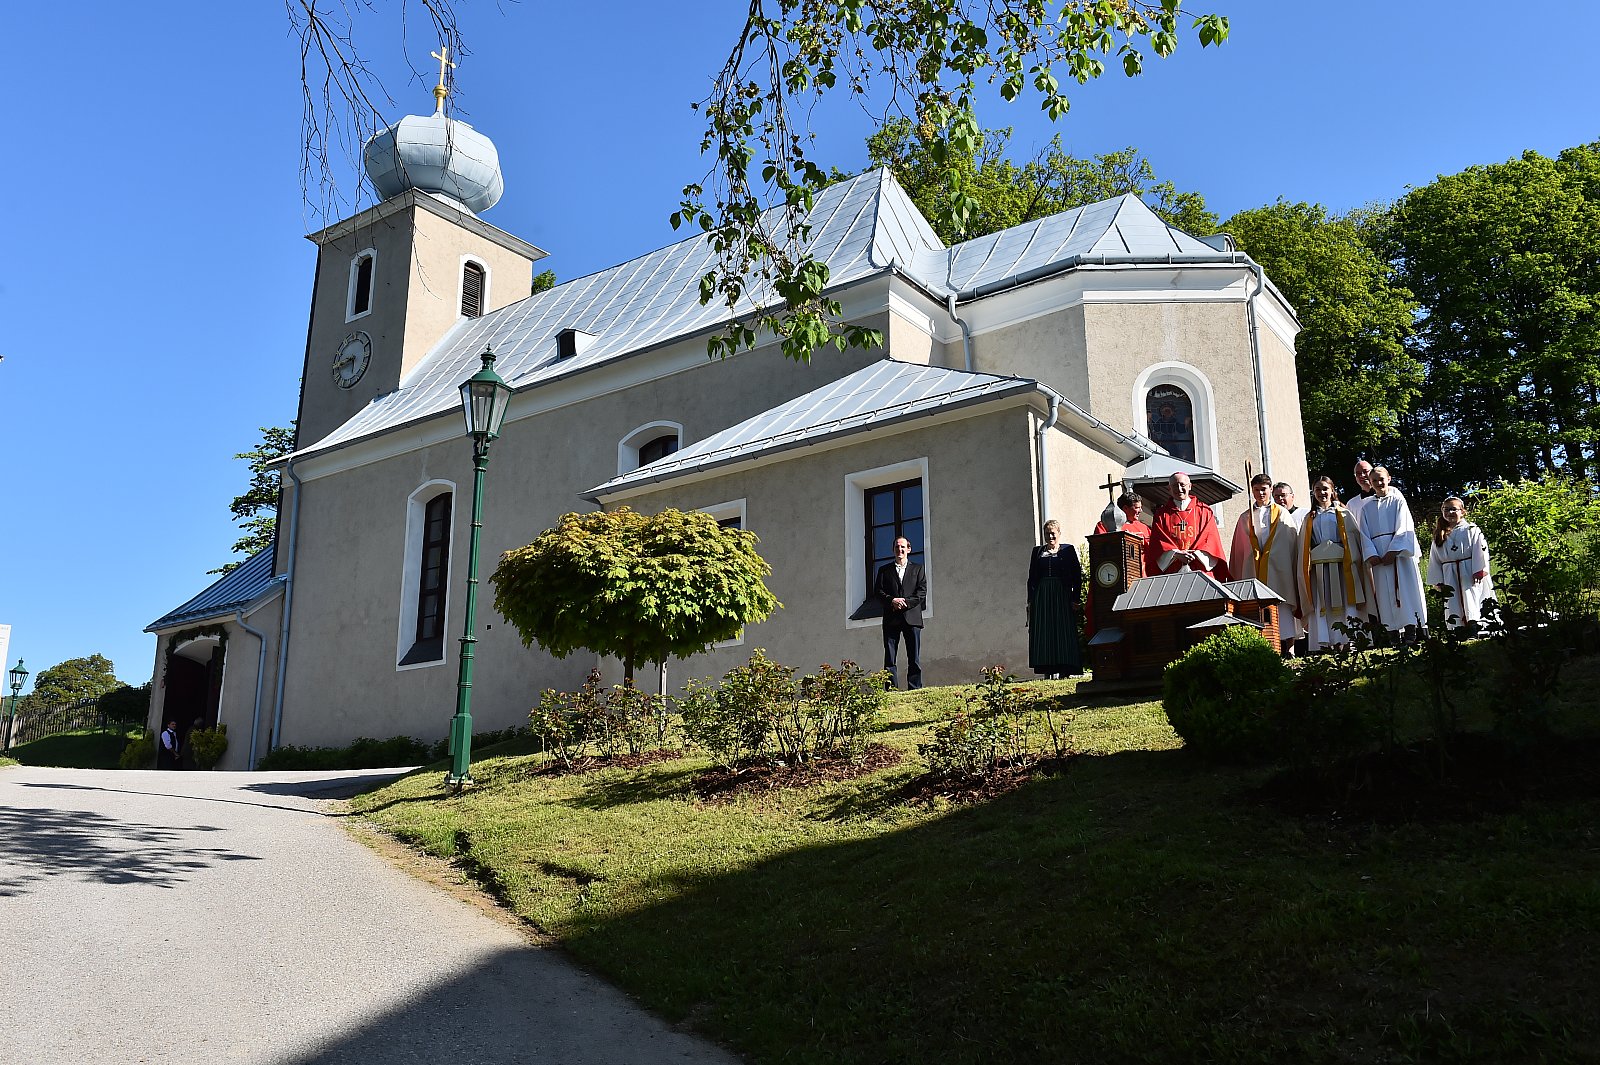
[1300,506,1359,615]
[1247,503,1283,582]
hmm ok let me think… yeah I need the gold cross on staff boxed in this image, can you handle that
[431,45,457,108]
[1099,473,1122,505]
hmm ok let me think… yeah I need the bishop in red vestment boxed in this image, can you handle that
[1145,472,1230,582]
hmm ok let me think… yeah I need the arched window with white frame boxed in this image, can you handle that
[397,480,455,668]
[618,421,684,474]
[347,249,376,321]
[1132,363,1219,469]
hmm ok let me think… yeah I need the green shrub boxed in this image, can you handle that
[1466,476,1600,624]
[98,684,151,726]
[527,668,667,765]
[919,666,1036,778]
[529,684,597,768]
[1162,628,1293,762]
[681,649,795,770]
[794,660,889,760]
[119,731,156,770]
[188,724,229,770]
[256,734,433,771]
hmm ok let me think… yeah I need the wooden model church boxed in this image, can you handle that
[145,67,1309,767]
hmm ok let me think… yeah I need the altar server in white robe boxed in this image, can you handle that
[1362,465,1428,636]
[1230,473,1301,654]
[1297,477,1378,652]
[1427,496,1496,630]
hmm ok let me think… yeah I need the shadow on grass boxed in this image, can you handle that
[556,763,704,810]
[553,742,1598,1065]
[8,729,138,770]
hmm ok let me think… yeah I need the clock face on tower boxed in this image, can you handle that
[332,331,372,389]
[1096,560,1122,587]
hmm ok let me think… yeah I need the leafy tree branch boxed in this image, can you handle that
[679,0,1228,363]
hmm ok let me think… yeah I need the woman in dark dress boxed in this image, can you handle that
[1027,519,1083,678]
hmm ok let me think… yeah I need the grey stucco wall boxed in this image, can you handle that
[617,406,1042,688]
[276,329,892,747]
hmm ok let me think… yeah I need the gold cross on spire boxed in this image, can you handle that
[431,45,456,112]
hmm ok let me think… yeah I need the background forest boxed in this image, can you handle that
[851,126,1600,504]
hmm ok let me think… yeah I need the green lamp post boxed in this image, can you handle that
[5,659,27,751]
[444,348,513,789]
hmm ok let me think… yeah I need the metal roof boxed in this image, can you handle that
[928,195,1226,294]
[1112,570,1234,612]
[1125,455,1243,506]
[296,170,1239,459]
[146,550,283,632]
[1223,578,1285,603]
[588,359,1035,500]
[1187,613,1263,631]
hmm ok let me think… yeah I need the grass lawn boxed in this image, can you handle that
[6,727,141,769]
[0,756,17,769]
[352,659,1600,1064]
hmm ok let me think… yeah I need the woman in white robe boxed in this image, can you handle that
[1361,466,1429,637]
[1296,477,1378,652]
[1426,496,1496,630]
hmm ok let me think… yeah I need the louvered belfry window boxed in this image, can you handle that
[461,262,485,318]
[352,254,374,316]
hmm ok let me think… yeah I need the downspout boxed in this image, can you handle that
[1243,255,1272,474]
[235,608,269,770]
[1034,384,1063,526]
[946,292,974,372]
[269,456,303,753]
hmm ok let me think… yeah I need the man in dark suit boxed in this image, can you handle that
[875,536,927,690]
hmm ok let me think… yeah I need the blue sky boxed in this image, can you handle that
[2,1,1597,691]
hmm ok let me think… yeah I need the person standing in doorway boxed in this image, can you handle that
[157,720,181,770]
[876,536,927,690]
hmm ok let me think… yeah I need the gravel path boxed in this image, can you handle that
[0,765,740,1065]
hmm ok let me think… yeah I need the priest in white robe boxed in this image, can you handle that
[1362,465,1428,636]
[1426,495,1496,630]
[1229,473,1301,653]
[1347,459,1377,526]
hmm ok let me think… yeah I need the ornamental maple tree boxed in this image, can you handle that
[491,508,780,683]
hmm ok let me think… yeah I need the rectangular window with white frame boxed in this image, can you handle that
[844,458,931,627]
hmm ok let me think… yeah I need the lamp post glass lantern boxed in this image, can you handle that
[4,659,26,752]
[445,349,512,788]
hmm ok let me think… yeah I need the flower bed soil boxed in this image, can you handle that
[522,747,684,777]
[692,743,903,801]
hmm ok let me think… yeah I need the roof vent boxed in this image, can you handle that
[1198,233,1236,253]
[557,328,597,361]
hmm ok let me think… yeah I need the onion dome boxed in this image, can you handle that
[362,49,505,214]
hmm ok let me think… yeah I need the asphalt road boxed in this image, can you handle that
[0,765,740,1065]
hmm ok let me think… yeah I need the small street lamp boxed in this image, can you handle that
[445,348,513,789]
[4,659,27,751]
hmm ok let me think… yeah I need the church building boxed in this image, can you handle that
[146,88,1307,769]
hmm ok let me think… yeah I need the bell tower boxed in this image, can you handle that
[294,49,546,450]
